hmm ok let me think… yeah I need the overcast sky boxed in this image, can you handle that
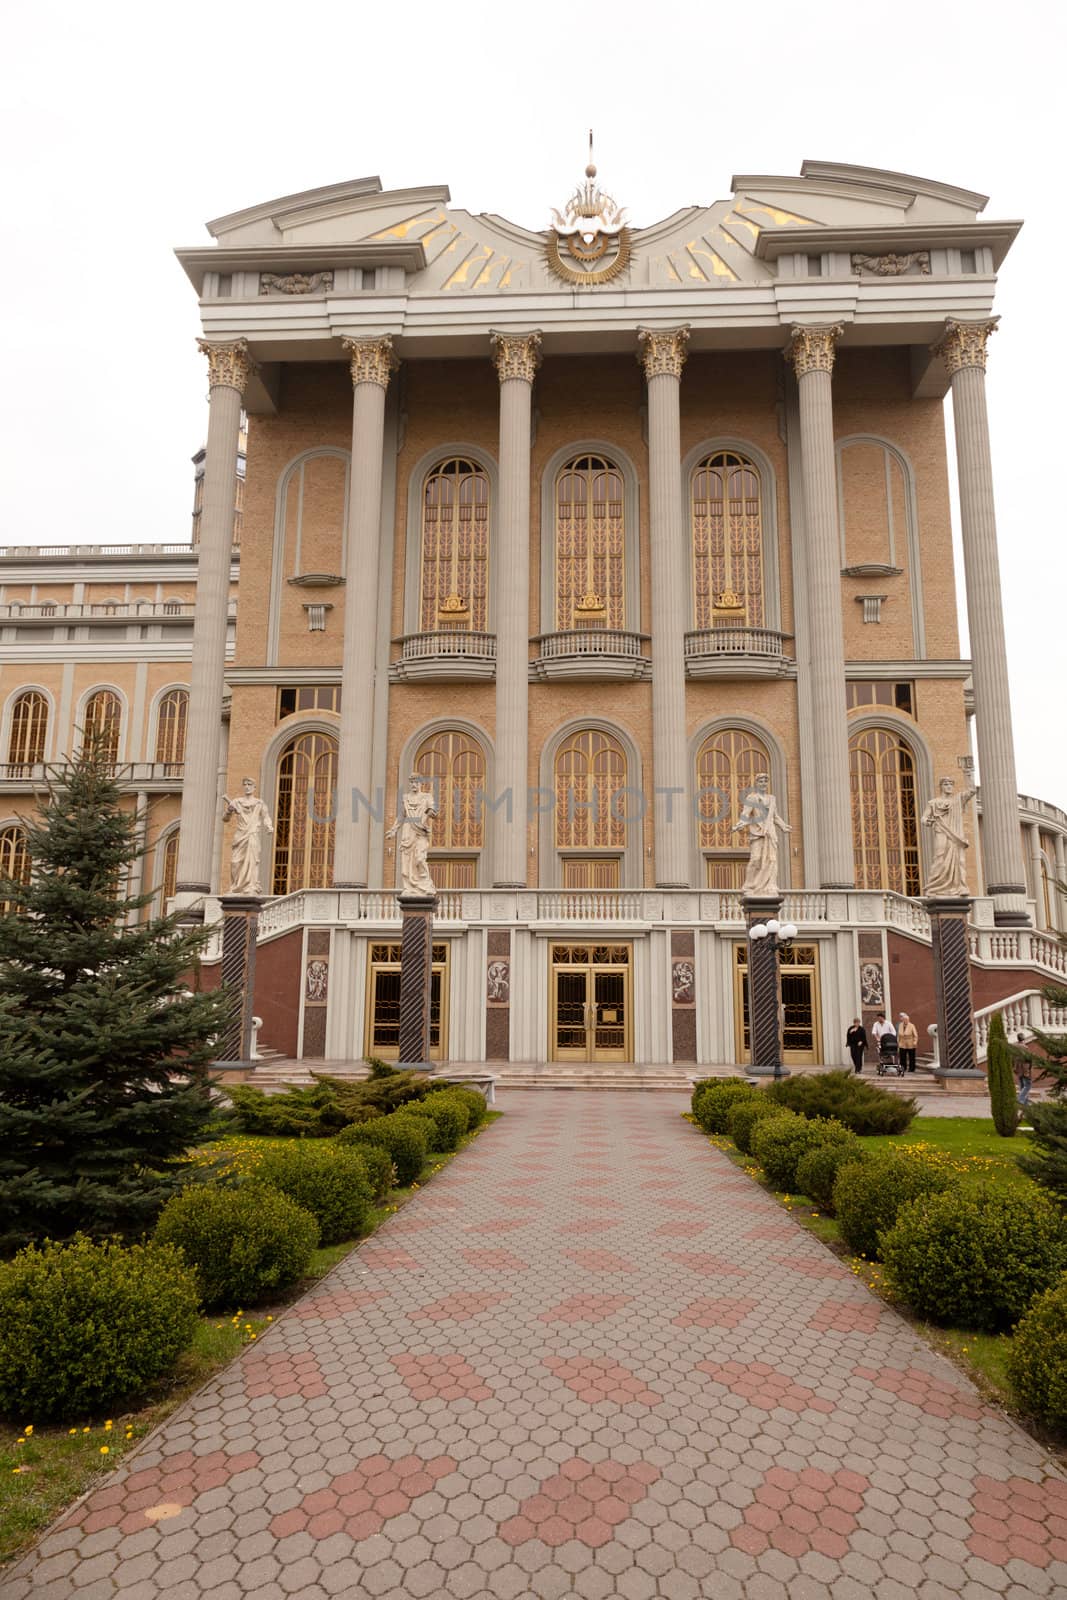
[1,0,1062,806]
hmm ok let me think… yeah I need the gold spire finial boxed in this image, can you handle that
[586,128,596,180]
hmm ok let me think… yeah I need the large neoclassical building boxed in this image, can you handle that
[2,157,1066,1067]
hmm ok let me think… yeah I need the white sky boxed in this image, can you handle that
[1,0,1063,806]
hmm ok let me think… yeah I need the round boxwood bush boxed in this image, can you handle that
[881,1185,1067,1331]
[415,1092,471,1151]
[154,1184,319,1309]
[692,1079,759,1134]
[346,1142,395,1202]
[0,1236,199,1421]
[750,1114,853,1192]
[443,1085,488,1129]
[252,1143,373,1245]
[833,1151,956,1260]
[726,1095,789,1155]
[795,1140,868,1214]
[337,1111,428,1187]
[1008,1273,1067,1430]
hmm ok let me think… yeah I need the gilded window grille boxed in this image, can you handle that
[428,856,477,889]
[0,823,29,913]
[562,857,621,889]
[849,727,920,896]
[272,731,338,895]
[8,690,48,769]
[413,729,486,853]
[554,728,627,850]
[696,728,771,860]
[161,830,180,902]
[555,454,625,631]
[419,458,490,632]
[691,451,764,629]
[83,690,122,767]
[154,689,188,773]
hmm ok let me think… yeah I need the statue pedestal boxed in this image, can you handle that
[743,895,788,1078]
[397,894,438,1071]
[923,895,978,1082]
[215,895,262,1067]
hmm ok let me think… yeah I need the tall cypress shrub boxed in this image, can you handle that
[986,1012,1018,1138]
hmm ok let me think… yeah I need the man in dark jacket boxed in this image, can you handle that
[846,1019,868,1074]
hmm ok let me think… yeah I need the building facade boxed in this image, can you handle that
[3,158,1065,1065]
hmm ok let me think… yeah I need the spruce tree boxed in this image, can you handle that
[1016,982,1067,1202]
[986,1011,1018,1137]
[0,738,232,1252]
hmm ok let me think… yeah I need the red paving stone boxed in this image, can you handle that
[9,1089,1067,1600]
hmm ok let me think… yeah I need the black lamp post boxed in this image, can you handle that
[746,915,799,1079]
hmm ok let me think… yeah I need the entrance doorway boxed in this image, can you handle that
[550,943,632,1062]
[365,941,449,1061]
[733,942,822,1066]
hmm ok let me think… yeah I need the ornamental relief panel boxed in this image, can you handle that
[850,252,930,277]
[260,271,335,296]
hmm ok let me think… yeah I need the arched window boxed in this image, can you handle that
[412,730,486,888]
[696,728,771,888]
[8,690,48,770]
[272,731,337,895]
[691,451,765,629]
[154,689,188,773]
[83,690,121,766]
[554,728,628,856]
[419,458,490,632]
[555,454,625,631]
[849,728,921,896]
[0,823,29,912]
[161,830,180,904]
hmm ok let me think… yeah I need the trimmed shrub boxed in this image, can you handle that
[833,1151,956,1260]
[415,1092,471,1151]
[986,1013,1018,1138]
[251,1143,372,1245]
[692,1079,759,1134]
[750,1114,853,1192]
[0,1236,199,1420]
[1008,1273,1067,1430]
[882,1185,1067,1331]
[224,1083,340,1138]
[795,1140,869,1214]
[155,1185,319,1309]
[445,1085,488,1130]
[764,1070,916,1135]
[337,1111,428,1187]
[726,1096,789,1155]
[347,1142,395,1202]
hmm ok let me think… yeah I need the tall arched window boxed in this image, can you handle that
[412,729,486,887]
[554,728,627,856]
[154,689,188,773]
[8,691,48,770]
[696,728,771,888]
[0,823,29,912]
[691,451,765,629]
[555,455,625,631]
[419,458,490,632]
[83,690,121,766]
[272,731,338,895]
[161,830,180,904]
[849,727,921,896]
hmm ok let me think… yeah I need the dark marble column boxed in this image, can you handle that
[398,895,437,1070]
[216,894,261,1065]
[925,895,981,1086]
[744,895,786,1077]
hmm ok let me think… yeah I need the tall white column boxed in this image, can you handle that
[333,336,398,888]
[639,326,690,888]
[935,320,1027,922]
[489,331,540,887]
[1027,822,1047,929]
[786,325,854,888]
[1054,832,1067,929]
[176,340,251,896]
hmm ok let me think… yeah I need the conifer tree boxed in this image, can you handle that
[1016,982,1067,1203]
[0,738,231,1252]
[986,1011,1018,1137]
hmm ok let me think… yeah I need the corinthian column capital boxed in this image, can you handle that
[342,335,399,389]
[197,338,256,394]
[490,330,542,384]
[785,324,844,378]
[934,318,999,375]
[637,326,689,381]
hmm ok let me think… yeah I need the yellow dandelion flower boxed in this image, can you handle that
[23,1426,32,1436]
[82,1427,90,1434]
[68,1429,77,1437]
[100,1446,109,1455]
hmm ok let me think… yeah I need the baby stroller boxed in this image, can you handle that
[876,1029,903,1076]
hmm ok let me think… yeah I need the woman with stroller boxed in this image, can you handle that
[877,1020,899,1075]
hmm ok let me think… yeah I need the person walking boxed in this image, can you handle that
[846,1018,868,1075]
[1015,1036,1032,1107]
[898,1013,918,1073]
[871,1015,889,1048]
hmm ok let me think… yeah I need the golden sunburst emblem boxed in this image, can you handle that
[546,133,633,288]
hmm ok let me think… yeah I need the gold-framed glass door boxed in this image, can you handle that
[733,942,821,1067]
[365,942,449,1062]
[550,943,631,1063]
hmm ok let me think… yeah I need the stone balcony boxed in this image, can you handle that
[532,629,650,680]
[389,631,497,681]
[0,760,184,792]
[684,626,794,678]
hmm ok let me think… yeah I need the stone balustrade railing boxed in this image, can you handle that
[399,631,496,661]
[537,630,646,660]
[969,926,1067,978]
[0,600,236,621]
[973,989,1067,1058]
[684,626,792,659]
[0,544,234,560]
[0,760,184,786]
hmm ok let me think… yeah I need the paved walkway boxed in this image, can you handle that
[9,1092,1067,1600]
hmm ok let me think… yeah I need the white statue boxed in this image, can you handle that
[922,776,976,898]
[731,773,792,897]
[387,775,438,898]
[223,778,273,896]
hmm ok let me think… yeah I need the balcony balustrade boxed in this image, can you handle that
[684,626,793,678]
[390,631,497,681]
[532,629,650,680]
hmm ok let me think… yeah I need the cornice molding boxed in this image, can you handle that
[754,221,1021,270]
[177,241,427,293]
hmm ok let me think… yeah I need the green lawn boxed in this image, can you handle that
[0,1111,500,1565]
[859,1115,1034,1189]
